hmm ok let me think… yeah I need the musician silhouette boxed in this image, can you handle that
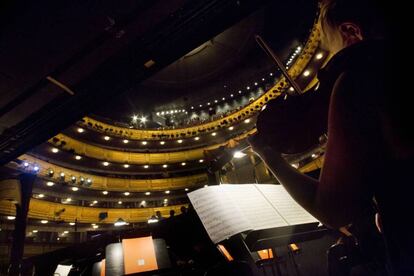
[249,0,412,274]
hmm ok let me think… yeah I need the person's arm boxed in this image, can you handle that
[248,138,319,215]
[250,71,377,228]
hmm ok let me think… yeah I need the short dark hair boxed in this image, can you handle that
[320,0,388,39]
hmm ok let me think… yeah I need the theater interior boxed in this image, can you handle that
[0,0,360,275]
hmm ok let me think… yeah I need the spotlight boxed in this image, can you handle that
[233,151,246,159]
[114,218,127,227]
[102,191,108,195]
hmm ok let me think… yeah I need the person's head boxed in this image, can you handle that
[169,209,175,217]
[319,0,387,55]
[156,210,161,217]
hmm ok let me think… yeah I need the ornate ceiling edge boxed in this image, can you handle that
[78,24,321,140]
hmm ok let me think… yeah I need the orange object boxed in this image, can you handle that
[217,244,234,261]
[257,249,274,260]
[289,243,300,253]
[122,236,158,275]
[100,259,105,276]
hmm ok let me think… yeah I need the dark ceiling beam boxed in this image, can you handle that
[0,0,269,166]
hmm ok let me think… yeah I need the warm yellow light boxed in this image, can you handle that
[75,155,82,160]
[77,128,84,133]
[123,164,130,168]
[316,53,323,60]
[303,70,310,77]
[51,148,59,153]
[123,139,129,144]
[104,136,110,141]
[103,162,109,166]
[102,191,108,195]
[71,187,79,191]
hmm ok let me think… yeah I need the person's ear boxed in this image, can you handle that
[338,22,363,46]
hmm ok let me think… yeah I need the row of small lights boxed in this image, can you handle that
[186,46,325,111]
[189,77,270,111]
[50,146,206,168]
[75,120,249,145]
[99,187,195,196]
[40,180,194,197]
[34,194,183,207]
[46,169,92,185]
[55,122,250,168]
[76,128,234,143]
[156,109,187,116]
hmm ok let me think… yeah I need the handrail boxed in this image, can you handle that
[49,129,256,164]
[17,154,208,191]
[0,199,187,224]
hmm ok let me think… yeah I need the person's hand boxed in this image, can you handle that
[247,133,282,161]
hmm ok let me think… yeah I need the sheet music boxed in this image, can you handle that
[188,184,318,244]
[188,186,251,244]
[221,185,288,230]
[54,264,72,276]
[255,184,318,225]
